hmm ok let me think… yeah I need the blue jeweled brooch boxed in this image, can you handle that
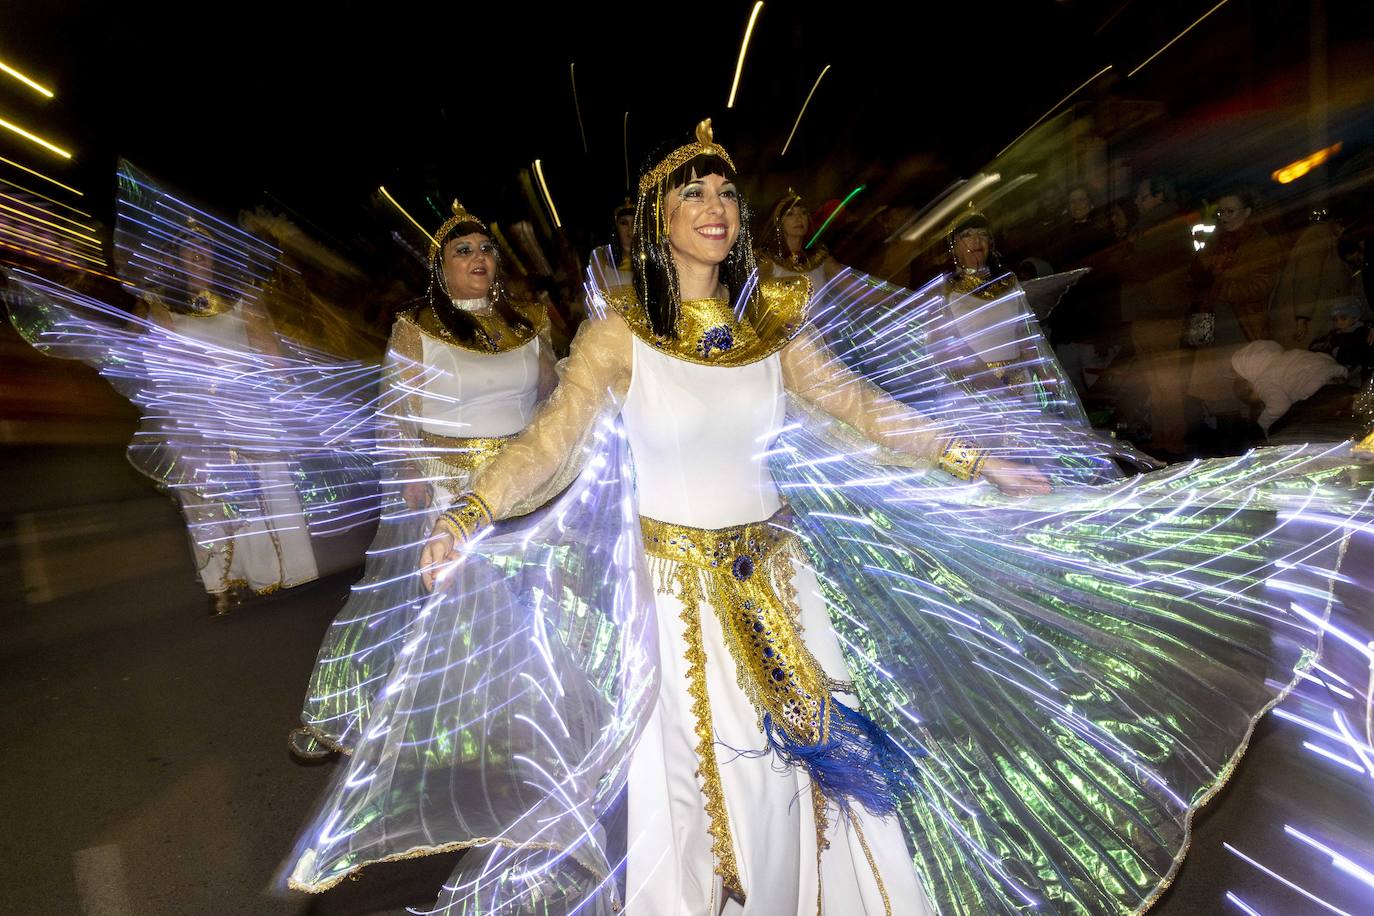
[732,555,755,581]
[698,325,734,358]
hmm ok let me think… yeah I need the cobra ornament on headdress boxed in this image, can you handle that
[428,199,489,278]
[636,118,736,197]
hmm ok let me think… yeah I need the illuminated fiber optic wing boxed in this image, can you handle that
[5,268,383,540]
[279,254,1374,915]
[282,414,653,915]
[775,404,1374,915]
[806,264,1157,484]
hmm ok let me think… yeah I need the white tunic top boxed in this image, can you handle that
[415,298,544,438]
[164,302,253,349]
[621,336,784,528]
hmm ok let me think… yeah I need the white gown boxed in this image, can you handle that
[620,338,933,915]
[292,296,553,752]
[162,304,319,594]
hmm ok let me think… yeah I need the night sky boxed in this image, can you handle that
[2,1,1370,267]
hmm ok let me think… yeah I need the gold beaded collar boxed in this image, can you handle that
[757,246,829,274]
[405,300,547,355]
[946,270,1017,301]
[605,275,811,367]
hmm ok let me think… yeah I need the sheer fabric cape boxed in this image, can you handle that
[280,264,1374,915]
[4,270,381,537]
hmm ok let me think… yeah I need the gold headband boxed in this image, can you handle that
[768,188,804,227]
[180,218,214,242]
[946,204,991,239]
[637,119,736,197]
[431,200,488,255]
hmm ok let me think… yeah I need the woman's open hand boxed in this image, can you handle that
[982,458,1052,497]
[419,527,458,591]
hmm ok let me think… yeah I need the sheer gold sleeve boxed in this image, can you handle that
[780,327,977,472]
[470,311,634,519]
[382,313,429,475]
[537,329,559,399]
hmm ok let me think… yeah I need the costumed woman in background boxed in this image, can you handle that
[138,219,320,612]
[830,204,1153,484]
[937,210,1060,396]
[281,122,1373,916]
[755,188,841,287]
[288,200,555,757]
[5,163,381,614]
[588,197,637,292]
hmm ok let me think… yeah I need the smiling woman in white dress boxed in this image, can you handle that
[282,123,1374,916]
[414,122,1042,913]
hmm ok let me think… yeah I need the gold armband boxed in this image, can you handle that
[435,492,495,544]
[938,440,989,481]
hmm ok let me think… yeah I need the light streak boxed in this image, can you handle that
[569,63,587,154]
[0,222,106,266]
[1225,892,1265,916]
[900,172,1002,242]
[1284,825,1374,889]
[0,176,91,217]
[0,239,125,283]
[780,64,831,156]
[1302,741,1368,774]
[0,58,54,98]
[378,185,432,242]
[533,159,562,229]
[1129,0,1236,78]
[806,184,864,249]
[996,65,1111,158]
[726,2,764,109]
[0,114,72,158]
[0,197,100,242]
[0,154,81,196]
[1331,708,1374,777]
[1224,843,1355,916]
[1273,142,1343,185]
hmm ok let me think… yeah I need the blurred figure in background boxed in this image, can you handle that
[588,198,637,293]
[1192,188,1282,343]
[1046,186,1121,398]
[1273,209,1362,347]
[1188,338,1348,454]
[755,189,841,286]
[1053,185,1112,270]
[1107,197,1138,244]
[1119,175,1193,457]
[1308,296,1374,380]
[143,224,321,612]
[1337,217,1373,309]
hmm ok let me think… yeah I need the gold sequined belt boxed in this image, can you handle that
[639,508,795,576]
[418,431,511,488]
[638,506,848,901]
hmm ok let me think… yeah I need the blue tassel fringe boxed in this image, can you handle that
[762,698,925,817]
